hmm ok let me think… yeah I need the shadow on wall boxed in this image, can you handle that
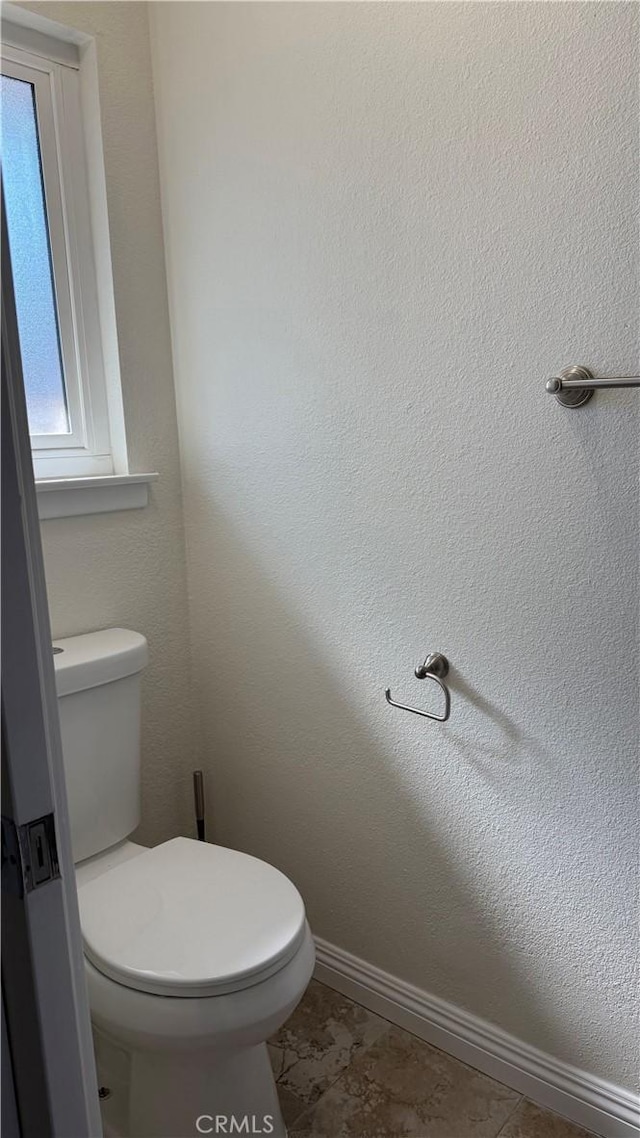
[185,490,583,1074]
[445,671,546,770]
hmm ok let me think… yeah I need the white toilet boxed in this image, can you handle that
[53,628,315,1138]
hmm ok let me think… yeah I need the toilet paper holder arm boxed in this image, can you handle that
[385,653,451,723]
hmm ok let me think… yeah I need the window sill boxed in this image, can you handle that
[35,473,159,520]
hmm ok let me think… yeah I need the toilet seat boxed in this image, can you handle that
[78,837,306,998]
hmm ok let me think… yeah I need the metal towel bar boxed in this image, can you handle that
[546,365,640,408]
[385,652,451,723]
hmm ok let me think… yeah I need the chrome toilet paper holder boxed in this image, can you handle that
[385,653,451,723]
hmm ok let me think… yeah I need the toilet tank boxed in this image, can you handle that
[53,629,149,864]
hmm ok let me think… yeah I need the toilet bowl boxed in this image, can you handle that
[77,840,314,1138]
[54,630,314,1138]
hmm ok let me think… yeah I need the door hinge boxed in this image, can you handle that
[2,813,60,896]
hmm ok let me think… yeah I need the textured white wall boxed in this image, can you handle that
[20,1,201,845]
[151,1,639,1087]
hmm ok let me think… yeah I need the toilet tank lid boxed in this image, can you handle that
[53,629,148,696]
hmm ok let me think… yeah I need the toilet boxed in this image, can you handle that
[53,628,315,1138]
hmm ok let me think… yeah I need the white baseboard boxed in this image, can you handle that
[314,937,640,1138]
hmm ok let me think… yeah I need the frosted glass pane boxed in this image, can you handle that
[1,73,70,435]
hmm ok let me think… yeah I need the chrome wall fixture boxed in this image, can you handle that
[546,365,640,408]
[385,653,451,723]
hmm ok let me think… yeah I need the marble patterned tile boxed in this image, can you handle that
[496,1099,601,1138]
[290,1025,521,1138]
[275,1083,308,1129]
[269,980,388,1112]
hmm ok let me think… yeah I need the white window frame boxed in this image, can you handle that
[2,41,114,478]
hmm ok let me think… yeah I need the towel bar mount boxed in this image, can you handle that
[546,365,640,408]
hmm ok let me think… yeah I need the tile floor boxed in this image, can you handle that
[269,981,601,1138]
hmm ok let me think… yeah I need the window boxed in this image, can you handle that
[2,37,115,479]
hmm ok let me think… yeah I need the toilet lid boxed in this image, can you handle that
[77,837,307,997]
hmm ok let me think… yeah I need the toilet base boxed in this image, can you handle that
[95,1028,286,1138]
[85,910,315,1138]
